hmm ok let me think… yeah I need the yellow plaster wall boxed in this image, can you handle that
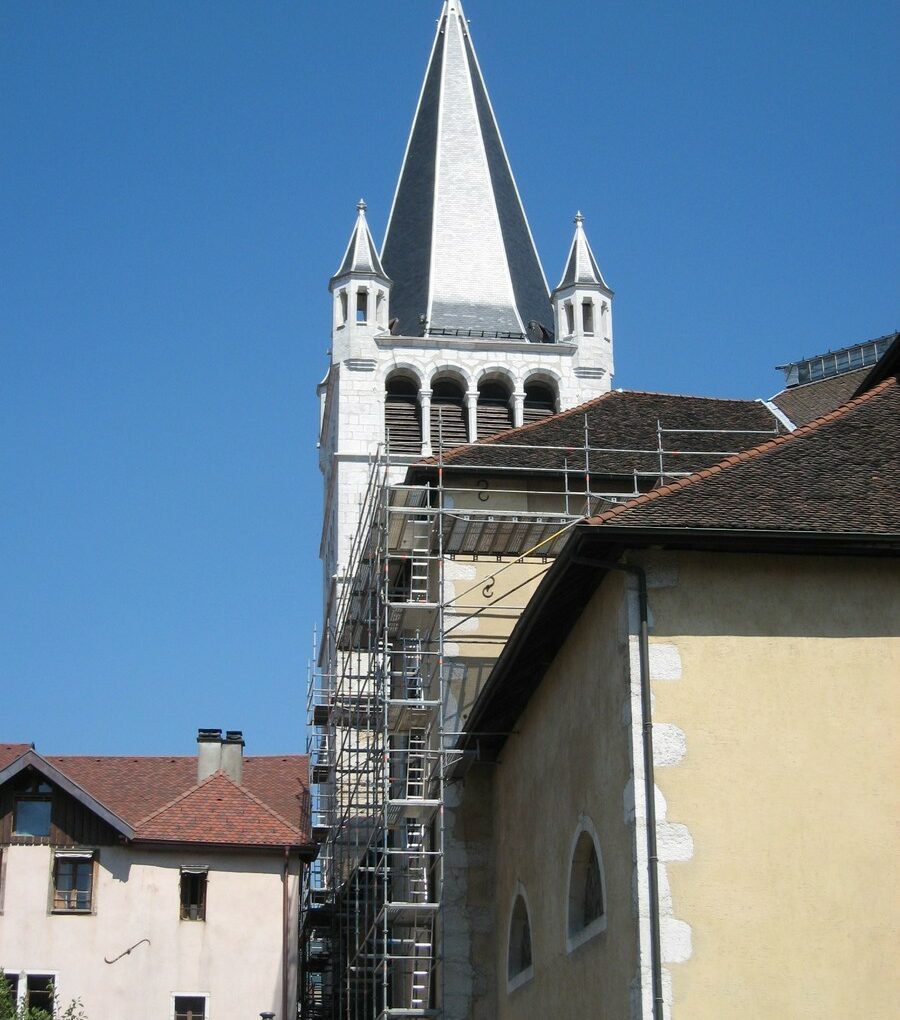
[644,552,900,1019]
[490,571,639,1019]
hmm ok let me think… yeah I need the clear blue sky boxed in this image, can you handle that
[2,1,897,755]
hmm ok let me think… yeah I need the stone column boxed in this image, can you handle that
[419,388,433,458]
[466,393,478,443]
[511,391,525,428]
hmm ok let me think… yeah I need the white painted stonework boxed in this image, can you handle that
[0,844,299,1018]
[625,580,693,1020]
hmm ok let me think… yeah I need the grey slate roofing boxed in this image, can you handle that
[555,213,609,292]
[332,200,387,282]
[380,0,552,339]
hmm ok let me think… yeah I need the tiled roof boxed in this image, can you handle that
[425,390,783,477]
[0,744,32,770]
[2,750,312,850]
[770,368,869,427]
[588,375,900,535]
[136,771,304,848]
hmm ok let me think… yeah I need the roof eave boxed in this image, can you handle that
[0,750,136,841]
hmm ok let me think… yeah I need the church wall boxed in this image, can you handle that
[488,571,640,1019]
[639,550,900,1019]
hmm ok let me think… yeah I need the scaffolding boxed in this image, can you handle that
[300,417,778,1020]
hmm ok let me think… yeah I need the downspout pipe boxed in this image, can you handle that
[573,556,664,1020]
[283,847,290,1020]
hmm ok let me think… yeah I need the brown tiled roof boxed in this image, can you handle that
[136,771,304,847]
[588,375,900,535]
[0,745,32,770]
[421,390,783,477]
[47,754,310,837]
[0,752,315,850]
[770,368,869,427]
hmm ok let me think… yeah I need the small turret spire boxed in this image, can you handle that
[555,211,609,292]
[331,199,387,282]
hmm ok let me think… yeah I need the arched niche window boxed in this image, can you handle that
[567,818,607,952]
[564,300,575,337]
[507,887,534,991]
[431,376,468,448]
[384,374,422,455]
[476,377,513,438]
[338,290,348,326]
[356,289,368,323]
[523,380,557,425]
[582,299,595,335]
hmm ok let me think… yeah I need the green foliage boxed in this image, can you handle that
[0,973,86,1020]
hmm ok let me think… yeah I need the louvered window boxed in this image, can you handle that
[431,379,468,448]
[523,381,556,424]
[476,380,513,438]
[385,376,422,455]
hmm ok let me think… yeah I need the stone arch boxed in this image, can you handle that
[566,815,607,952]
[507,882,535,992]
[384,367,424,455]
[430,370,469,448]
[523,371,560,423]
[476,371,514,437]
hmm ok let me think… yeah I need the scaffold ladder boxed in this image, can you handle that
[409,516,431,602]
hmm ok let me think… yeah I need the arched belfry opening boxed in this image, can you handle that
[431,376,468,448]
[523,379,557,424]
[384,374,423,455]
[476,377,514,437]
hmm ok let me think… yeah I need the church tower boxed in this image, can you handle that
[317,0,616,622]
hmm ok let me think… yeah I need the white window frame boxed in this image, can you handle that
[3,970,59,1013]
[566,814,608,953]
[506,881,535,993]
[171,991,210,1020]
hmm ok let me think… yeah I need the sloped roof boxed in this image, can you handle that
[588,375,900,535]
[460,372,900,754]
[420,390,783,477]
[136,771,304,848]
[0,744,32,770]
[2,748,312,851]
[381,0,551,338]
[770,367,869,427]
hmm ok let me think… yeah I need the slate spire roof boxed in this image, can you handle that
[555,212,610,292]
[332,199,387,283]
[381,0,551,339]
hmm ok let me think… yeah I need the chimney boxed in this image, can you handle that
[197,728,222,782]
[221,730,244,784]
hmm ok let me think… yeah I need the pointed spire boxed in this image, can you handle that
[332,199,387,283]
[555,211,609,292]
[381,0,551,338]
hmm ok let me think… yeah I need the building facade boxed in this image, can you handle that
[0,730,314,1020]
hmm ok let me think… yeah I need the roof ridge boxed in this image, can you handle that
[589,375,897,525]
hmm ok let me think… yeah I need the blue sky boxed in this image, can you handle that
[2,1,897,755]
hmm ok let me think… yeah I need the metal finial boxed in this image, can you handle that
[357,199,367,213]
[574,211,584,225]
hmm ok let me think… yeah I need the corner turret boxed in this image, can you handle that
[329,200,391,363]
[552,212,614,382]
